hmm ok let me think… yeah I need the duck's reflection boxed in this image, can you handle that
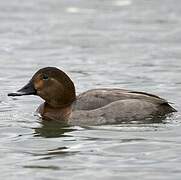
[33,119,75,138]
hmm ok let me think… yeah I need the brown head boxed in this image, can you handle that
[8,67,76,108]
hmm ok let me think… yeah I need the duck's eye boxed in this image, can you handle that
[42,74,49,80]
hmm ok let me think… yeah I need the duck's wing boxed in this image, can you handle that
[74,88,176,111]
[75,88,129,110]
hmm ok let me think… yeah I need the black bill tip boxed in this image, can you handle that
[8,92,25,96]
[8,81,36,97]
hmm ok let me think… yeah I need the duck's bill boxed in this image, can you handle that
[8,81,36,96]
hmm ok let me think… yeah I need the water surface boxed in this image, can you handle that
[0,0,181,179]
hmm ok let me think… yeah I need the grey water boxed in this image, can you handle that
[0,0,181,179]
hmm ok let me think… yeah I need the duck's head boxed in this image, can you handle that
[8,67,76,108]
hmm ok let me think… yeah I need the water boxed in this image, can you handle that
[0,0,181,179]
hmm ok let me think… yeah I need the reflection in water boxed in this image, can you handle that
[28,146,78,160]
[33,120,76,138]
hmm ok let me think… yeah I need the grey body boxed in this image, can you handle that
[69,89,176,126]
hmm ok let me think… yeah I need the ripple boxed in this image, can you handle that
[114,0,132,7]
[23,165,60,170]
[66,7,80,14]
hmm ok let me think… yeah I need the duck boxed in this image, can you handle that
[8,67,177,126]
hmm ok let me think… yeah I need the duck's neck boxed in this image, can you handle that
[37,102,73,121]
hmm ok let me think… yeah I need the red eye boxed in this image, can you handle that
[43,74,49,80]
